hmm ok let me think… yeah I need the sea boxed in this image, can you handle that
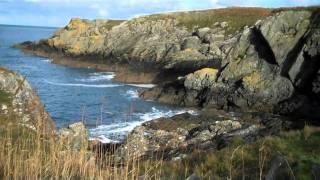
[0,24,195,143]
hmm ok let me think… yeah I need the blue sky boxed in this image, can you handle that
[0,0,319,27]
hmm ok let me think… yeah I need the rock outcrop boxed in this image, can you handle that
[141,10,320,119]
[16,10,244,75]
[116,109,294,160]
[0,67,55,132]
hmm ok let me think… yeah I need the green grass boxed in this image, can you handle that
[128,6,320,35]
[129,7,272,35]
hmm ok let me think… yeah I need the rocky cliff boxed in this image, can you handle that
[16,7,320,119]
[16,8,272,75]
[0,67,55,132]
[141,9,320,119]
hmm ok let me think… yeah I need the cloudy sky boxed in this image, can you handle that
[0,0,319,27]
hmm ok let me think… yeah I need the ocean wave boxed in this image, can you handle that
[125,89,139,99]
[45,81,122,88]
[77,72,115,82]
[41,59,52,63]
[89,135,120,144]
[89,107,198,142]
[127,84,156,88]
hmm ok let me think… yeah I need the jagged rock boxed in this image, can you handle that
[258,11,311,65]
[116,109,290,160]
[141,10,320,117]
[288,24,320,89]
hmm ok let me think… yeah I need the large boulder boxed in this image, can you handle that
[258,11,312,66]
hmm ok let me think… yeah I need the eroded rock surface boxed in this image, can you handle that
[142,10,320,118]
[116,109,294,161]
[0,67,55,132]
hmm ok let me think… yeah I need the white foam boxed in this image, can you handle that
[45,81,122,88]
[77,72,115,82]
[127,84,156,88]
[89,136,120,144]
[125,89,139,99]
[42,59,52,63]
[89,107,198,142]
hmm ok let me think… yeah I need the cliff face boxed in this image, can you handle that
[18,8,273,73]
[17,7,320,118]
[141,10,320,118]
[0,67,55,132]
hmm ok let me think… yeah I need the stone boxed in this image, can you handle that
[195,27,211,39]
[1,104,7,111]
[209,120,242,135]
[69,122,87,136]
[258,11,311,65]
[220,21,228,28]
[181,36,202,50]
[59,122,88,150]
[184,68,218,91]
[265,156,294,180]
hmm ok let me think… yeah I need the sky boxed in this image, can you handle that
[0,0,319,27]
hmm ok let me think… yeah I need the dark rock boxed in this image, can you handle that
[265,155,294,180]
[312,163,320,180]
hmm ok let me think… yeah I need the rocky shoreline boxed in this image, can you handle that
[16,8,320,119]
[12,7,320,162]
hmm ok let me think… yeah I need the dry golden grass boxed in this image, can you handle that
[0,111,164,179]
[1,105,319,179]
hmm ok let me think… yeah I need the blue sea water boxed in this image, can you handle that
[0,25,194,142]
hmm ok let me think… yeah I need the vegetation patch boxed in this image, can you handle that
[0,90,12,105]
